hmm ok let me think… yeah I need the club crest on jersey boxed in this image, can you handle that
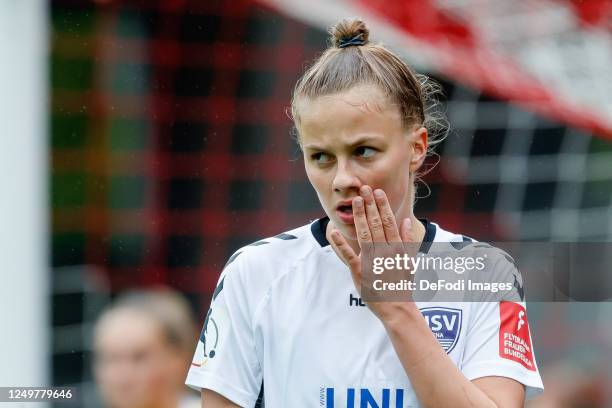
[420,307,462,353]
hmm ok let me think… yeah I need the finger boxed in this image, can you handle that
[360,185,385,242]
[400,218,421,271]
[373,189,401,242]
[400,218,422,259]
[352,196,372,246]
[329,228,361,275]
[400,218,417,243]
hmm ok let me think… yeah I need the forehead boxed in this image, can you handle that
[296,85,403,145]
[95,309,164,351]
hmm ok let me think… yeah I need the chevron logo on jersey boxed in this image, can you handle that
[421,307,462,353]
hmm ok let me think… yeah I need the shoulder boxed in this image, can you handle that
[431,220,512,261]
[224,219,324,273]
[211,219,329,320]
[430,220,476,243]
[216,218,327,296]
[430,220,523,301]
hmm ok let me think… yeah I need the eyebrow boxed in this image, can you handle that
[302,135,383,151]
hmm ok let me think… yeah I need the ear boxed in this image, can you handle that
[409,126,428,173]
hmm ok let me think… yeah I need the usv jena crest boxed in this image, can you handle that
[420,307,462,353]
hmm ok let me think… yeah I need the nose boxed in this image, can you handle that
[332,158,361,194]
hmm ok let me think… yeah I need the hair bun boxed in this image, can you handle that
[330,18,370,48]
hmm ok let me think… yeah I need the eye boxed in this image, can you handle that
[355,146,376,158]
[311,152,333,164]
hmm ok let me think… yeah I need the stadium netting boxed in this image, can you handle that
[50,0,612,405]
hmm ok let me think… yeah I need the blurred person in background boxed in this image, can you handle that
[93,288,200,408]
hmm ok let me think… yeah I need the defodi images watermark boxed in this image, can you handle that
[360,242,612,302]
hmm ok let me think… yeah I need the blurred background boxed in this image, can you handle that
[1,0,611,406]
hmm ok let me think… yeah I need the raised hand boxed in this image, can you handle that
[329,185,419,322]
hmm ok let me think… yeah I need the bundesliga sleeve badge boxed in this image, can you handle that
[499,301,535,371]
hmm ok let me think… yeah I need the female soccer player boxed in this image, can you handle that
[186,18,543,407]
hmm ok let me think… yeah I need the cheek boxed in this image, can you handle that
[306,167,332,202]
[371,153,412,208]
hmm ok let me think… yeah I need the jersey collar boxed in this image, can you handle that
[311,216,436,252]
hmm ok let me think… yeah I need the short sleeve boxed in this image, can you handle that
[185,252,262,407]
[460,300,544,399]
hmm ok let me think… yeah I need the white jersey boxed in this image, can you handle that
[186,218,544,407]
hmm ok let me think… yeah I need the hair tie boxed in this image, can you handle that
[338,33,365,48]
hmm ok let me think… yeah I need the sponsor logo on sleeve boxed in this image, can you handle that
[191,305,229,368]
[420,307,462,353]
[499,301,535,371]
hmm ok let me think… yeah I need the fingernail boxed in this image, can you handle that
[353,197,363,207]
[374,189,384,199]
[360,185,370,196]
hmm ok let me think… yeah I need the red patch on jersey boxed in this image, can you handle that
[499,301,535,371]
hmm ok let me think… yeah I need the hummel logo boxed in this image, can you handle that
[349,293,367,307]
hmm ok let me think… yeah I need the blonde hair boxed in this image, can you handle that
[291,18,447,168]
[94,288,196,355]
